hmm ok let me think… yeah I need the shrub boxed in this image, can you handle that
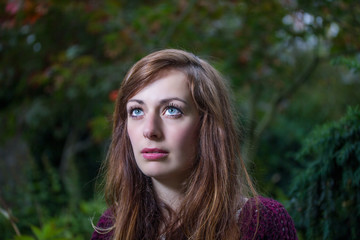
[289,106,360,239]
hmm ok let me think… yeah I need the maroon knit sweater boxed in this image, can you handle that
[91,197,297,239]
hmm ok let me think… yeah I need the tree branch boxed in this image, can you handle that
[243,45,360,162]
[0,193,21,236]
[254,55,320,144]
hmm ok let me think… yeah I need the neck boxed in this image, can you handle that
[151,177,185,212]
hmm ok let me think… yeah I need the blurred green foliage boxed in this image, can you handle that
[289,107,360,239]
[0,0,359,239]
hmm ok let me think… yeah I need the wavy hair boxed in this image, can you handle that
[102,49,257,239]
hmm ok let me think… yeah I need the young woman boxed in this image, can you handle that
[91,49,297,240]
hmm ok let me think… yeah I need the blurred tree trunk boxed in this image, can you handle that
[59,130,91,209]
[0,134,31,200]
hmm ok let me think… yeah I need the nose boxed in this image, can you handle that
[143,112,162,140]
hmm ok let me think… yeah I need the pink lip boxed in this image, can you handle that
[141,148,168,160]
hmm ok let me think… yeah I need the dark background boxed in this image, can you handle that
[1,0,359,239]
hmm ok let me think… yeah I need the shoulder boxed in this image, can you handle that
[239,196,298,240]
[90,209,114,240]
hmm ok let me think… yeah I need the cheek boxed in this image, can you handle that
[126,123,139,148]
[171,123,199,155]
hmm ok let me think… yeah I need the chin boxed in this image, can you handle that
[139,166,167,177]
[142,169,180,181]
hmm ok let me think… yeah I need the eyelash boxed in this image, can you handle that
[164,103,183,118]
[128,105,143,119]
[127,103,184,119]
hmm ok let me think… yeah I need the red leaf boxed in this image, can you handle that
[109,90,118,102]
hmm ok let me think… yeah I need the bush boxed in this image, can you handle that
[289,106,360,239]
[1,197,106,240]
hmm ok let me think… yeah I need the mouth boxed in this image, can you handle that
[141,148,168,160]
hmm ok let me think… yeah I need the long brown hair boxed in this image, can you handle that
[103,49,257,239]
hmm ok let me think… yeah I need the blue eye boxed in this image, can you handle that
[165,107,182,117]
[130,108,144,117]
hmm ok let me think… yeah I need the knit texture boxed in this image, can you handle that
[91,196,297,239]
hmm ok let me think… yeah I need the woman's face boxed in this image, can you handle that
[126,69,200,184]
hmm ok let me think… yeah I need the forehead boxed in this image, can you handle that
[128,69,191,101]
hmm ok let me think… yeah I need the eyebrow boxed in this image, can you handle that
[127,99,144,105]
[127,97,188,105]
